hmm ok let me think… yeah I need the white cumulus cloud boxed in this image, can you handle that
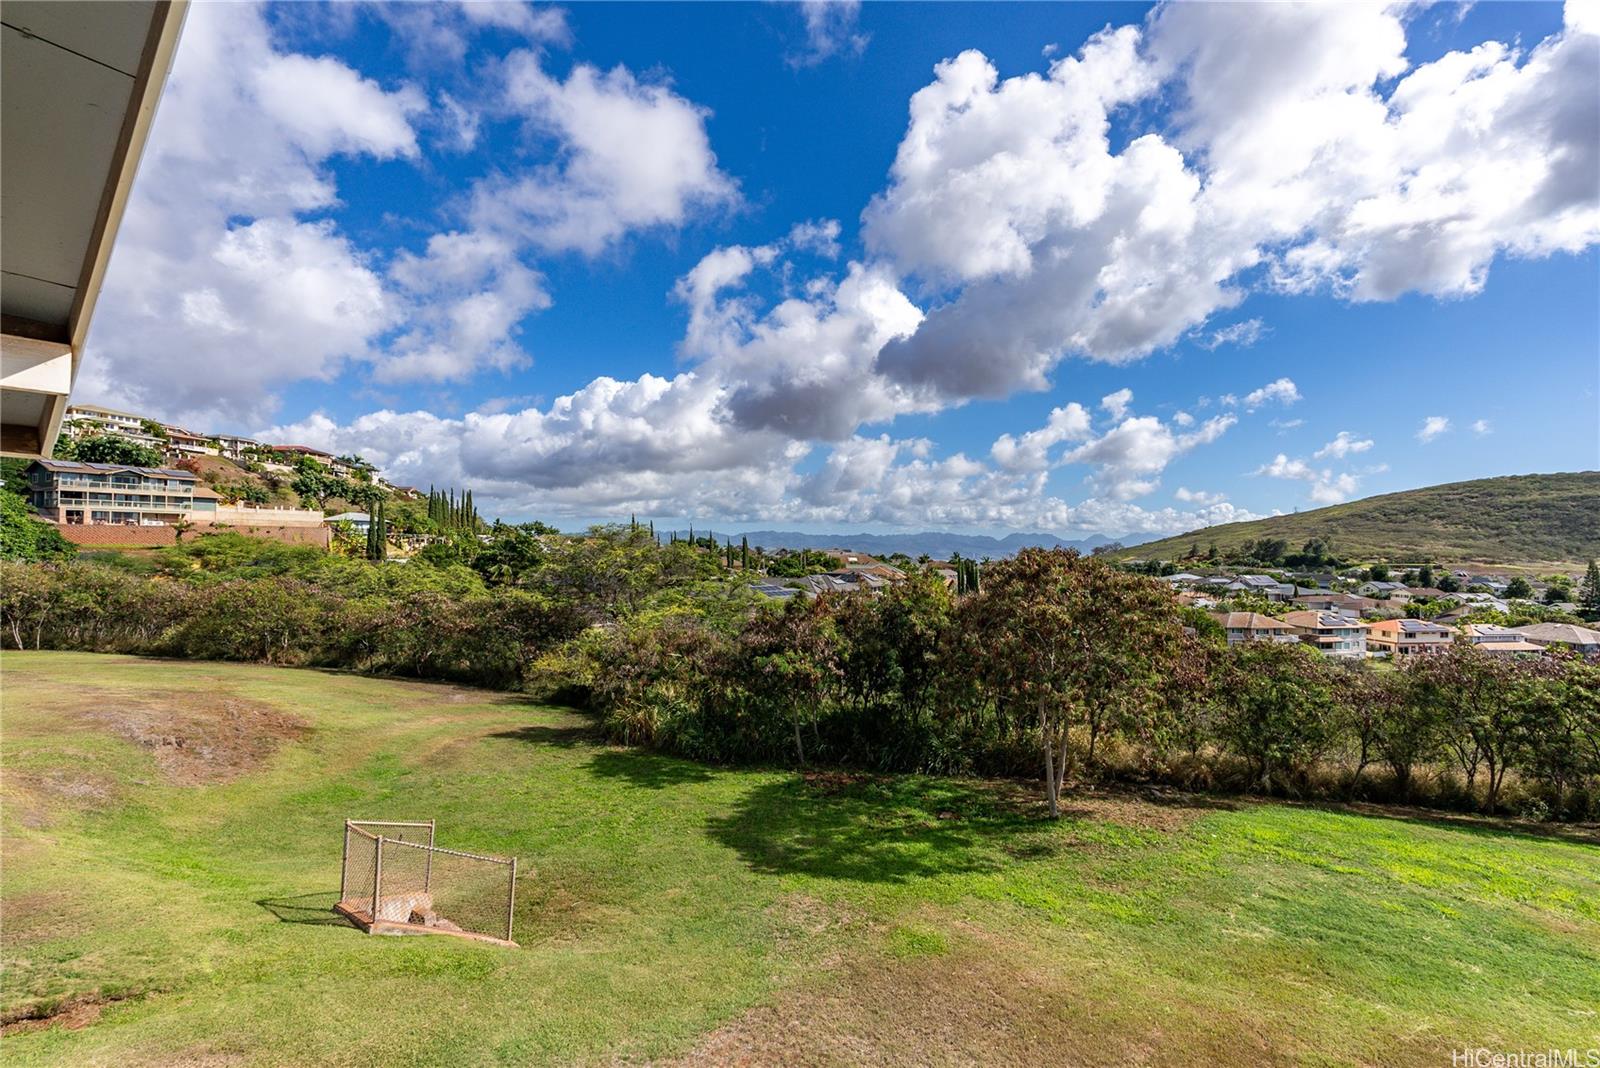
[1416,416,1452,443]
[1314,431,1374,459]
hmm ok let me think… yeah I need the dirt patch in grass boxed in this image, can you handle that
[25,690,310,786]
[0,990,141,1036]
[7,767,122,822]
[1058,788,1238,834]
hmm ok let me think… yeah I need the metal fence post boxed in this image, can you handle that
[424,819,435,894]
[505,857,517,943]
[339,821,351,903]
[372,835,384,926]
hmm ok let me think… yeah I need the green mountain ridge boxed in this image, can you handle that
[1114,472,1600,570]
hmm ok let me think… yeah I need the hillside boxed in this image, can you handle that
[1112,472,1600,569]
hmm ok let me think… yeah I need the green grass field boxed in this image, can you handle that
[2,652,1597,1066]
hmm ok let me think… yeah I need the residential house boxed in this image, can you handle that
[1213,612,1298,646]
[1292,591,1381,616]
[790,574,855,598]
[1511,623,1600,655]
[1391,587,1452,604]
[1459,623,1546,656]
[1356,580,1408,597]
[829,570,888,592]
[163,426,217,457]
[213,434,262,462]
[748,582,798,600]
[325,511,371,533]
[60,404,164,448]
[1283,611,1367,659]
[1366,619,1454,657]
[1454,592,1510,613]
[849,562,907,582]
[1158,572,1207,587]
[269,444,336,468]
[1224,575,1297,602]
[25,459,218,526]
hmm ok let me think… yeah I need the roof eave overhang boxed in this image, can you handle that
[1,1,189,458]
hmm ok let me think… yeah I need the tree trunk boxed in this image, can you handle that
[1485,757,1506,812]
[1040,699,1058,819]
[792,717,807,767]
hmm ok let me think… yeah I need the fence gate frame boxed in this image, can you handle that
[335,818,518,947]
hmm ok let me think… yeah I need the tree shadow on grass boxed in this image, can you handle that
[257,891,359,928]
[708,774,1049,883]
[1309,800,1600,847]
[488,723,601,749]
[585,748,715,789]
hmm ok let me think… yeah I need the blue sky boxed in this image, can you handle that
[82,1,1599,535]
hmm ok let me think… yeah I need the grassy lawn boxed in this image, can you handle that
[2,652,1597,1066]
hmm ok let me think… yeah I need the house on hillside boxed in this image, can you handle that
[1283,611,1367,659]
[213,434,261,462]
[163,426,216,457]
[1511,623,1600,655]
[1224,575,1296,601]
[1459,624,1546,656]
[325,511,371,533]
[61,404,165,448]
[790,574,854,597]
[1366,619,1453,657]
[25,459,215,526]
[269,444,343,471]
[1293,591,1381,616]
[1357,580,1408,597]
[1213,612,1298,646]
[849,562,907,582]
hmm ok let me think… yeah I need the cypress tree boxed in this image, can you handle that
[1580,559,1600,615]
[741,536,749,571]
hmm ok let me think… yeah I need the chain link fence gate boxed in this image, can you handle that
[337,819,518,946]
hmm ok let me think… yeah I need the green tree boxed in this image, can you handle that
[961,548,1183,817]
[1578,560,1600,619]
[1367,562,1391,582]
[0,493,74,562]
[1504,576,1533,600]
[741,595,840,765]
[1213,642,1338,794]
[56,433,163,468]
[1543,579,1572,605]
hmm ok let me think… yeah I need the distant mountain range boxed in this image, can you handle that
[664,529,1135,560]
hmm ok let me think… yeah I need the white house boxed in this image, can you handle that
[325,511,371,533]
